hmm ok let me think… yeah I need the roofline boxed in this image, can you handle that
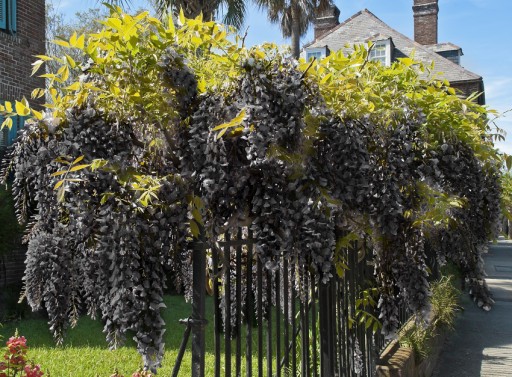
[303,8,369,49]
[304,8,481,81]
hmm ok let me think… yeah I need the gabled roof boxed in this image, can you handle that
[304,9,481,84]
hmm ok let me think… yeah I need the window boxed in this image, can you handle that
[369,39,392,66]
[307,51,323,61]
[0,0,16,33]
[305,46,329,62]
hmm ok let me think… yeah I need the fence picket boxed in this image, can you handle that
[173,227,413,377]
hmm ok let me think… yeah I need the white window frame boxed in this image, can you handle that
[369,39,392,66]
[305,46,328,62]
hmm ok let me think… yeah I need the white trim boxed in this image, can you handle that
[369,39,392,66]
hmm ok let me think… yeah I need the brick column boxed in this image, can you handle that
[413,0,439,45]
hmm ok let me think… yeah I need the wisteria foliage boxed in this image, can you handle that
[0,8,503,371]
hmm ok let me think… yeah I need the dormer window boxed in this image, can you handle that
[305,46,329,62]
[369,39,393,66]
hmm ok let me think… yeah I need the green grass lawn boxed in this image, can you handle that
[0,295,286,377]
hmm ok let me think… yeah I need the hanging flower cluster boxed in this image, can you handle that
[0,7,504,370]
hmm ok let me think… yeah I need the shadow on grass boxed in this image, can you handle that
[0,295,206,349]
[0,294,290,376]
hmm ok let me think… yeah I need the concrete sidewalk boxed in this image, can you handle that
[432,238,512,377]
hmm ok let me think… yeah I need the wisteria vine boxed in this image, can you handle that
[0,9,503,371]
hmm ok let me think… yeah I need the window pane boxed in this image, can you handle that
[307,51,323,61]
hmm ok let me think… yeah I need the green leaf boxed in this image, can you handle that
[506,155,512,171]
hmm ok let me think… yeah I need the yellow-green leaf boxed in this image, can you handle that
[51,170,68,177]
[212,109,246,133]
[65,54,76,68]
[190,219,200,238]
[32,109,43,120]
[57,185,66,202]
[53,39,70,48]
[4,101,13,113]
[179,7,186,25]
[34,54,53,61]
[54,180,65,190]
[31,60,45,76]
[31,88,45,99]
[1,117,13,130]
[167,14,175,35]
[65,82,80,91]
[69,32,78,47]
[76,34,85,49]
[69,164,90,172]
[72,155,85,165]
[15,101,30,116]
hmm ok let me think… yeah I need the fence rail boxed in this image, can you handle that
[173,227,411,377]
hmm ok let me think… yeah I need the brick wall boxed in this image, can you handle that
[0,248,25,287]
[452,79,486,105]
[0,0,46,105]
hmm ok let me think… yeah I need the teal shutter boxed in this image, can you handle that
[0,0,7,30]
[0,114,6,148]
[8,0,15,32]
[7,115,18,145]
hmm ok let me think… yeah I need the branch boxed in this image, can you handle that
[156,121,181,168]
[130,132,145,148]
[300,59,315,80]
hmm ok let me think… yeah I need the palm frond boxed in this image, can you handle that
[221,0,247,29]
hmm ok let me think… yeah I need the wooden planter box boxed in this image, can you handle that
[376,327,447,377]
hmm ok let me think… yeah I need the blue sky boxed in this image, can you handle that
[53,0,512,153]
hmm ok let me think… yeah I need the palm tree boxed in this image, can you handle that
[254,0,331,58]
[104,0,247,28]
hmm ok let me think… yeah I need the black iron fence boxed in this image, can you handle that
[172,227,411,377]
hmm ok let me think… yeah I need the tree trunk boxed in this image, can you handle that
[291,2,301,59]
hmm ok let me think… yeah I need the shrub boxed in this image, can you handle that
[430,275,461,330]
[399,274,461,361]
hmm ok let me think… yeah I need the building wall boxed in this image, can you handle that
[0,0,46,104]
[0,0,44,293]
[451,80,485,105]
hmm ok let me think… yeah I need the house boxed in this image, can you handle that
[0,0,45,150]
[304,0,485,105]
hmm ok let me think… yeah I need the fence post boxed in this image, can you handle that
[319,279,335,377]
[191,235,207,377]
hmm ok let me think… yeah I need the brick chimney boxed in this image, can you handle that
[413,0,439,45]
[314,4,340,40]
